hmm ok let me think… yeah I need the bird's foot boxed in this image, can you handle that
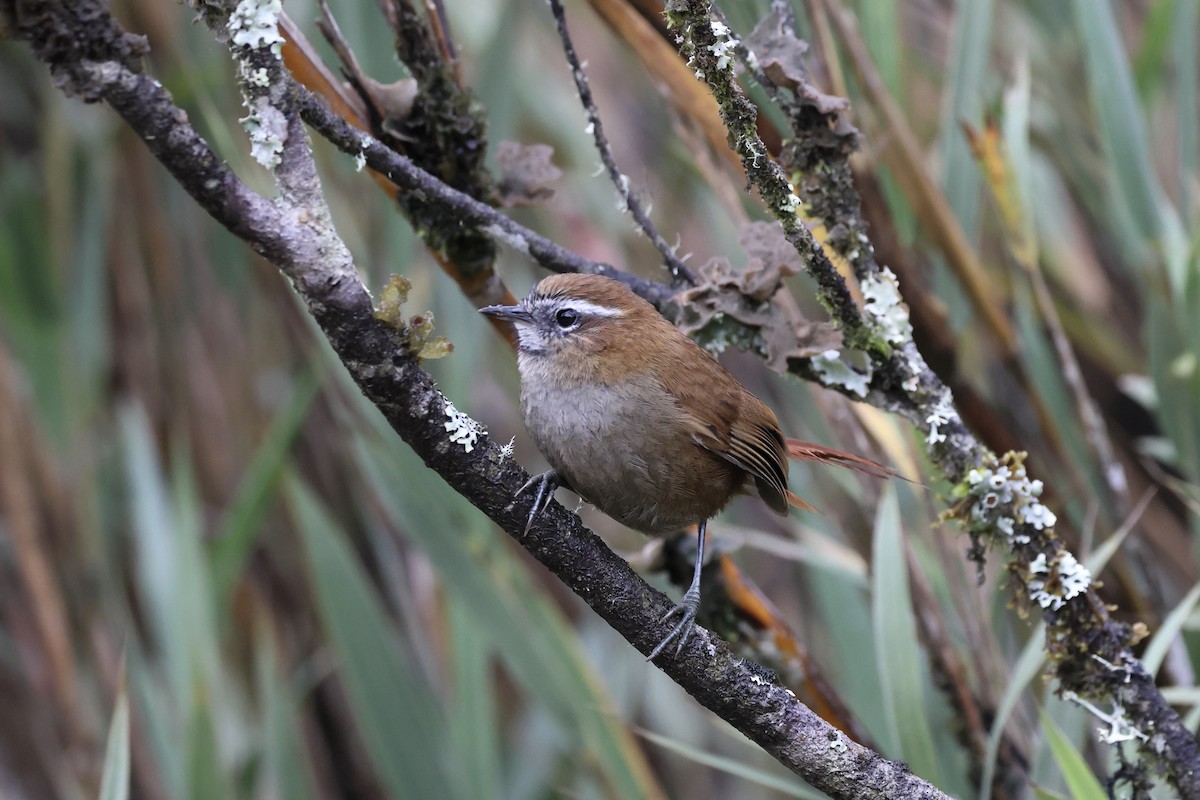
[515,469,559,535]
[646,586,701,662]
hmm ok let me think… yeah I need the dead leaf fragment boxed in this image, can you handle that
[376,275,412,328]
[676,222,841,372]
[495,141,563,207]
[745,10,847,116]
[374,275,453,360]
[744,9,857,149]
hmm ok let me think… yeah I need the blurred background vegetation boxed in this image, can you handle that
[1,0,1198,797]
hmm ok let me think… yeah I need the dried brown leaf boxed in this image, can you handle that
[745,10,847,116]
[495,141,563,207]
[676,222,841,372]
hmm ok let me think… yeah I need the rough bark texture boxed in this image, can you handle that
[5,1,956,796]
[666,0,1200,795]
[8,0,1199,796]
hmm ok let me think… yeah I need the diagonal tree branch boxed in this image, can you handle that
[6,1,953,797]
[288,85,679,310]
[12,0,1198,795]
[665,0,1200,795]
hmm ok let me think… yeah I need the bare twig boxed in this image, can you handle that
[290,84,678,309]
[547,0,696,287]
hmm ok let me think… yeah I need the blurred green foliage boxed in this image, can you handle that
[0,0,1198,798]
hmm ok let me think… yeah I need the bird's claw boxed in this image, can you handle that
[516,469,559,535]
[646,587,701,662]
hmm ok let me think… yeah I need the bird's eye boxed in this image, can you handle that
[554,308,580,328]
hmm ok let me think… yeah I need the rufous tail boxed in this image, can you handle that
[784,439,899,480]
[784,490,819,513]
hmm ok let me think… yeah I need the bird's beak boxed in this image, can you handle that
[479,303,532,324]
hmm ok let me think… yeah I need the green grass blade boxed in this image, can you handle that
[126,646,184,798]
[447,596,503,800]
[637,728,826,800]
[856,0,902,100]
[287,475,456,800]
[1142,581,1200,676]
[871,486,941,784]
[211,369,320,604]
[938,0,995,234]
[1071,0,1177,262]
[1132,0,1175,100]
[99,663,131,800]
[978,622,1045,800]
[1013,283,1107,509]
[1173,0,1199,217]
[186,702,235,800]
[1147,293,1200,480]
[1071,0,1160,231]
[120,405,192,704]
[257,631,317,800]
[1041,711,1106,800]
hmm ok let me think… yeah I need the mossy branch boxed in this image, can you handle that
[664,0,1200,795]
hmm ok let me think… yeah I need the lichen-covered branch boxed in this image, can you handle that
[7,1,956,796]
[665,0,1200,794]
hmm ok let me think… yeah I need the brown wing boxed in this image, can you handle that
[686,415,791,514]
[655,341,792,516]
[643,321,792,515]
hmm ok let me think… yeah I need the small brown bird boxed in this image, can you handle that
[482,273,890,660]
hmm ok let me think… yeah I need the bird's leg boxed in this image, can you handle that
[515,469,560,534]
[647,519,707,661]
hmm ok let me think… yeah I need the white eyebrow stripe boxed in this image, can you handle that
[544,298,625,318]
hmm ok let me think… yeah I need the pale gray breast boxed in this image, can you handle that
[518,368,695,534]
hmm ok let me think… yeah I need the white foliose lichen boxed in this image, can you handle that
[1063,691,1147,745]
[707,22,734,72]
[444,400,484,452]
[812,349,870,397]
[228,0,285,55]
[1018,501,1056,530]
[355,138,369,172]
[498,437,516,459]
[240,96,286,169]
[925,398,954,446]
[1027,551,1090,611]
[962,457,1055,545]
[901,349,925,392]
[246,67,270,87]
[861,268,912,345]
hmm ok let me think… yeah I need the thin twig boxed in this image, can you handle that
[548,0,697,287]
[1028,266,1131,516]
[290,82,679,309]
[425,0,458,65]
